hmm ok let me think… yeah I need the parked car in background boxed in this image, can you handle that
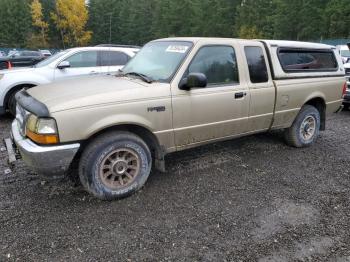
[337,44,350,64]
[7,50,18,57]
[6,38,345,200]
[0,50,45,70]
[344,63,350,109]
[40,50,52,57]
[0,45,139,115]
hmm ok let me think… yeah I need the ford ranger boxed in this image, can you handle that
[5,38,346,200]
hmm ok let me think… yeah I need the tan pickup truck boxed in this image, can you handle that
[6,38,346,200]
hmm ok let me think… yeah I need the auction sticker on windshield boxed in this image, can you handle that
[166,45,189,53]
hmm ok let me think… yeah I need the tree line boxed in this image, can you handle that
[0,0,349,49]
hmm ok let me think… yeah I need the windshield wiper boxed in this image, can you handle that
[124,71,153,83]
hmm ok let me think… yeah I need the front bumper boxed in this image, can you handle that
[8,120,80,177]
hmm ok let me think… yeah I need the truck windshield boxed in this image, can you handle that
[122,41,193,82]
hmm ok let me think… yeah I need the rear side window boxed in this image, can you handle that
[278,49,338,72]
[187,45,239,86]
[244,46,268,83]
[66,51,98,68]
[100,51,129,66]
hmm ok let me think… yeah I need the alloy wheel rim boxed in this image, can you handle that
[99,148,140,190]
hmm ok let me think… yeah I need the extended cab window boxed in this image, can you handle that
[188,46,239,86]
[245,46,268,83]
[278,49,338,72]
[100,51,129,66]
[66,51,98,68]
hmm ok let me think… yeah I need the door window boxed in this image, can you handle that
[100,51,129,66]
[244,46,268,83]
[187,46,239,86]
[65,51,98,68]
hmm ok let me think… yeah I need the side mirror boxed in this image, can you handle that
[57,61,70,69]
[179,73,207,90]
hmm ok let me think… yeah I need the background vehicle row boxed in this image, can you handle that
[0,46,139,115]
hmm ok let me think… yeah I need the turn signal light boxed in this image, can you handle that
[26,129,59,145]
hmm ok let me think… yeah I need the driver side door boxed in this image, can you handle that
[54,51,101,80]
[171,44,250,149]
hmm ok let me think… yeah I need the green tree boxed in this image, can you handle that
[324,0,350,39]
[0,0,31,47]
[273,0,328,41]
[235,0,276,38]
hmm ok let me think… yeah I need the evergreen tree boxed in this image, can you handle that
[0,0,31,47]
[235,0,276,39]
[1,0,350,49]
[324,0,350,39]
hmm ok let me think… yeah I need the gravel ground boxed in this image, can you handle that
[0,111,350,261]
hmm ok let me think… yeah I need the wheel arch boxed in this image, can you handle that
[304,97,326,131]
[81,124,165,171]
[3,83,37,111]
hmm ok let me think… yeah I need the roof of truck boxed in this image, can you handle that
[262,40,335,50]
[155,37,335,50]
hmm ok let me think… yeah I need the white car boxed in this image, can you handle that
[337,44,350,64]
[0,46,139,115]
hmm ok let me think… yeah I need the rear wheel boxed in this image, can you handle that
[79,131,152,200]
[284,105,321,148]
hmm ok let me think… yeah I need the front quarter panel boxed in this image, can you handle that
[52,84,175,151]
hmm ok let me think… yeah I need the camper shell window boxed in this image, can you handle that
[278,48,338,73]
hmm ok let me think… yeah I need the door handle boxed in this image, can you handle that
[235,92,247,99]
[89,71,99,75]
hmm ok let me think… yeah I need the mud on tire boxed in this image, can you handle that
[284,105,321,148]
[79,131,152,200]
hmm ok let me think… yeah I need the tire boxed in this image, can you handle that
[284,105,321,148]
[79,131,152,200]
[0,61,7,70]
[7,91,18,116]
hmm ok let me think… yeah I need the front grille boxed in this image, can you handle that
[345,68,350,75]
[16,104,29,137]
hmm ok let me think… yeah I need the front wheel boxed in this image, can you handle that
[284,105,321,148]
[7,91,18,116]
[79,131,152,200]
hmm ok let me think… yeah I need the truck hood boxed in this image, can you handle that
[27,75,168,113]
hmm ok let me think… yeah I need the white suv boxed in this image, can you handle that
[0,46,139,115]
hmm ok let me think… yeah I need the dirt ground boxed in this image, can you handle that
[1,111,350,261]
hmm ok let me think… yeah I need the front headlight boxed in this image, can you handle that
[26,114,59,144]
